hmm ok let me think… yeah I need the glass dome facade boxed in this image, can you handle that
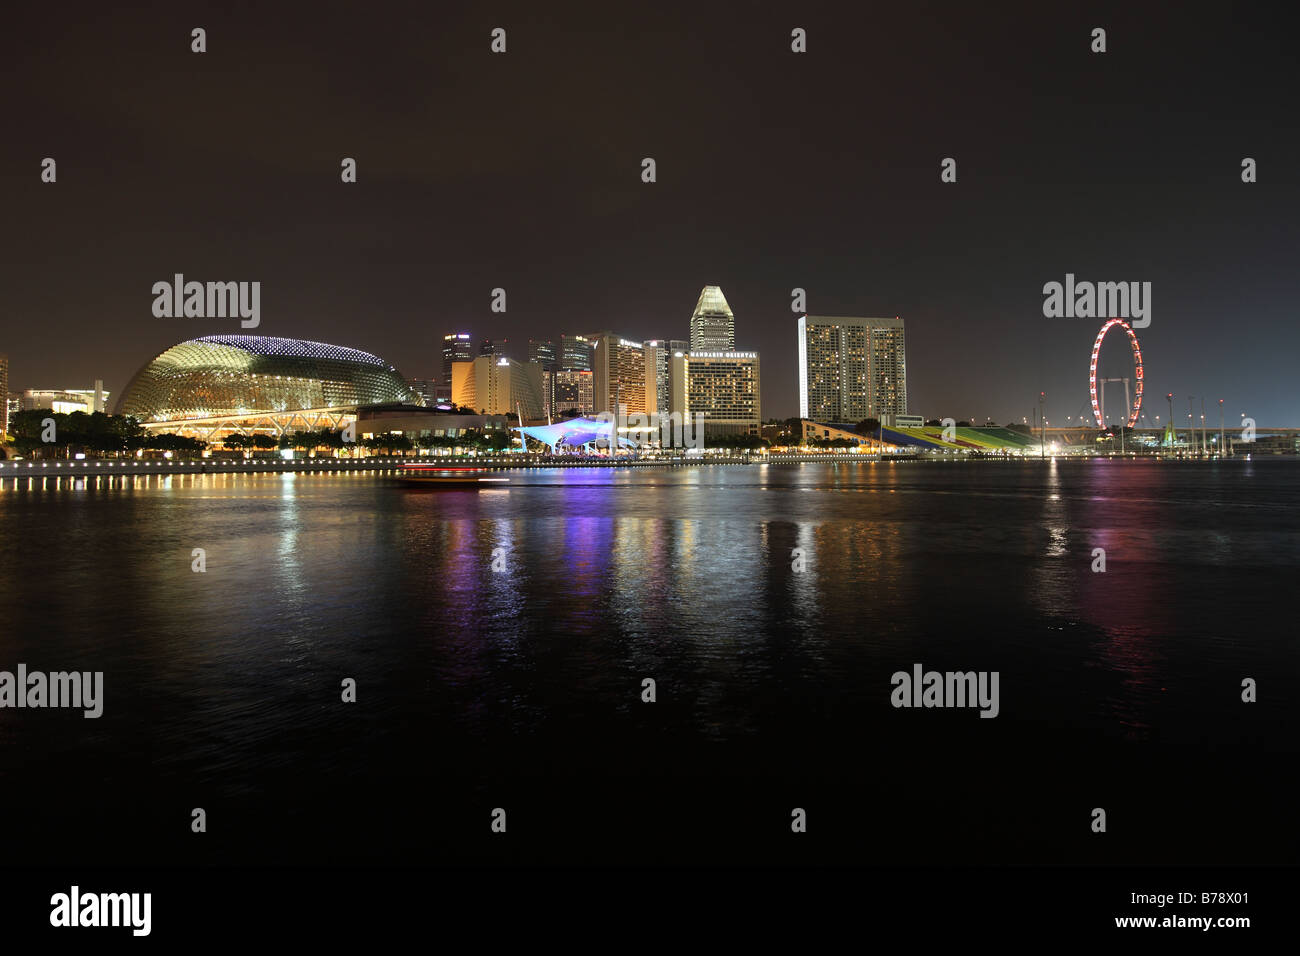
[115,335,422,422]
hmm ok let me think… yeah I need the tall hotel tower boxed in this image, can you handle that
[586,332,647,416]
[670,287,761,438]
[797,316,907,422]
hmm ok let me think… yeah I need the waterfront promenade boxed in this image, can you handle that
[0,453,777,479]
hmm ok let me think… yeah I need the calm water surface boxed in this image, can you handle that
[1,459,1296,864]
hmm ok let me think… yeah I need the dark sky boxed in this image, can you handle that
[3,1,1297,424]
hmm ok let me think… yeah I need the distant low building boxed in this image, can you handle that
[800,420,882,448]
[356,404,510,441]
[22,382,110,415]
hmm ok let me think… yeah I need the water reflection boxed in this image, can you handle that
[0,462,1294,750]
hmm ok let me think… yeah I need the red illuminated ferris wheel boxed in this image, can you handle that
[1089,318,1144,428]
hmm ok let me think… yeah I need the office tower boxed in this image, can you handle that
[680,350,762,437]
[649,339,688,414]
[479,338,510,360]
[451,356,545,420]
[441,332,473,386]
[0,354,7,440]
[408,379,436,406]
[797,315,906,422]
[667,348,688,421]
[528,339,557,371]
[643,340,669,415]
[642,339,689,416]
[587,332,647,416]
[551,370,595,417]
[559,334,594,372]
[689,285,736,352]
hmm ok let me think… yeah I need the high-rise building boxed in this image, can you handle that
[678,351,761,438]
[551,369,595,417]
[441,332,473,386]
[797,315,906,422]
[479,338,509,359]
[408,379,436,407]
[0,354,7,441]
[867,320,907,421]
[642,340,688,415]
[451,356,546,421]
[587,332,647,416]
[559,334,594,371]
[6,395,19,440]
[689,286,736,352]
[528,339,557,370]
[643,340,669,415]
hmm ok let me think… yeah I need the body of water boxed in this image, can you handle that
[1,459,1295,864]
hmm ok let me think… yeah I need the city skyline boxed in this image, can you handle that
[7,298,1288,430]
[3,6,1296,426]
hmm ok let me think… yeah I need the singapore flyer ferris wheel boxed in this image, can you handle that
[1089,318,1144,429]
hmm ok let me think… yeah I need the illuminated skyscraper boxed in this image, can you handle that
[587,332,646,416]
[408,379,436,406]
[528,339,557,370]
[678,351,761,438]
[797,315,906,422]
[551,369,595,417]
[452,356,546,420]
[689,286,736,352]
[643,340,671,415]
[441,332,473,386]
[0,353,7,440]
[559,334,594,371]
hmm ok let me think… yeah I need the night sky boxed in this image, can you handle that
[3,2,1297,423]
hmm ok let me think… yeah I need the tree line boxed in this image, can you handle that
[4,410,204,457]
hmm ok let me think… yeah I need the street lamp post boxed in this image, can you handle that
[1219,399,1225,458]
[1170,392,1180,460]
[1201,398,1207,457]
[1039,392,1045,459]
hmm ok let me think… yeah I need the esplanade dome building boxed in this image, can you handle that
[115,334,422,437]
